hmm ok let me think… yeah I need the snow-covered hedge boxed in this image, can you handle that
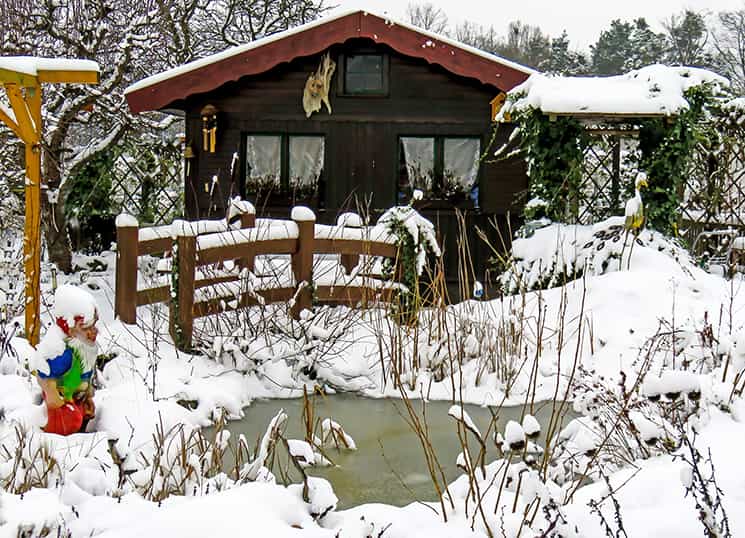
[500,217,693,293]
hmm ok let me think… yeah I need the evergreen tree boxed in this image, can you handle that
[591,18,666,75]
[628,18,668,68]
[664,10,713,67]
[541,31,588,75]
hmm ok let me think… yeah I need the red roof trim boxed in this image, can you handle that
[126,12,531,114]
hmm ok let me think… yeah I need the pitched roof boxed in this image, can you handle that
[124,9,534,114]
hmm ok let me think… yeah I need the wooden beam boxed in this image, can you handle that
[22,85,43,346]
[0,68,38,87]
[37,70,99,85]
[4,84,38,144]
[0,101,22,140]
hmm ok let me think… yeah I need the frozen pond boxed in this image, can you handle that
[219,395,574,508]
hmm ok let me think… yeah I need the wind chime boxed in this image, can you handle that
[200,104,218,153]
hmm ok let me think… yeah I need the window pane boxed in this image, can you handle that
[289,136,324,192]
[444,138,480,193]
[246,135,281,191]
[400,137,435,197]
[345,54,384,93]
[347,54,382,74]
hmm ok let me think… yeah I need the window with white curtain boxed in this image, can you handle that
[399,136,480,201]
[400,137,435,194]
[289,136,324,190]
[245,134,324,196]
[246,135,281,191]
[444,138,480,193]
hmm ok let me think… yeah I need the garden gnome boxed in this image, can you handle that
[32,285,99,435]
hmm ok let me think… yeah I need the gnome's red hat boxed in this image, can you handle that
[56,315,85,336]
[52,284,98,336]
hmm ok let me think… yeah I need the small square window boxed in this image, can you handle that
[343,54,387,95]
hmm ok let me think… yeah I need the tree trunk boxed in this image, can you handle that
[43,149,72,273]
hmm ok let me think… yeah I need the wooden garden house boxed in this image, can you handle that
[124,9,532,292]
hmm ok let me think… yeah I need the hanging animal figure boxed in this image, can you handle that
[303,53,336,118]
[621,173,649,269]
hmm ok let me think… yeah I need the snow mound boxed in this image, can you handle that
[501,217,694,293]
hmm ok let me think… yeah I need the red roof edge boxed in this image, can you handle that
[126,11,531,114]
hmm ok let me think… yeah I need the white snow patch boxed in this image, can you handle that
[291,206,316,222]
[498,64,728,120]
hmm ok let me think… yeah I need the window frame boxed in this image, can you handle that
[337,52,390,97]
[397,135,482,204]
[242,132,326,198]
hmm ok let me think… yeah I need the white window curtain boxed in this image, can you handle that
[444,138,480,192]
[289,136,324,190]
[246,135,281,188]
[401,137,434,191]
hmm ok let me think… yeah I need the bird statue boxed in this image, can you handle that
[625,174,648,231]
[622,174,649,269]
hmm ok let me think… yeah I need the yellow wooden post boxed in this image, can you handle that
[0,58,99,346]
[25,88,42,345]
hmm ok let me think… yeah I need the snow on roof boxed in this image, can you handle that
[497,64,729,120]
[124,8,534,96]
[0,56,99,76]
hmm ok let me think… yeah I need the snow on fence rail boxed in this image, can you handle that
[114,204,400,350]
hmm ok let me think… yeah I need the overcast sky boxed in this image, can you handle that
[334,0,745,50]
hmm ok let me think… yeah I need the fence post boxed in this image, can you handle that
[170,222,197,351]
[291,207,315,320]
[115,214,139,324]
[239,208,256,273]
[337,212,361,275]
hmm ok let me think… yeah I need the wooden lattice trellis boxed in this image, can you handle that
[107,145,184,225]
[576,134,623,224]
[679,126,745,249]
[73,143,184,229]
[570,120,745,263]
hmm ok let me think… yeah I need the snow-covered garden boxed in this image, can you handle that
[4,204,745,537]
[7,4,745,538]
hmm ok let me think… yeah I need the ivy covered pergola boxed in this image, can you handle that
[0,57,99,345]
[496,65,731,239]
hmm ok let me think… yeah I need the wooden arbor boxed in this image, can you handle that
[0,57,99,346]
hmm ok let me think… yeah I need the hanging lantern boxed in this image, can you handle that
[183,141,195,176]
[200,104,219,153]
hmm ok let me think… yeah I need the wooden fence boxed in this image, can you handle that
[115,204,399,350]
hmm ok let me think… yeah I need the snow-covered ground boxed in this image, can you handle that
[3,219,745,536]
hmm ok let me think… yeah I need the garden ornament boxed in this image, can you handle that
[303,52,336,118]
[625,173,648,232]
[200,104,219,153]
[34,285,99,435]
[622,173,649,269]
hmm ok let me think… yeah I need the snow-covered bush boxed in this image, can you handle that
[500,216,693,293]
[378,205,441,324]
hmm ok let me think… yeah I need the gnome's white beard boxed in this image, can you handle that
[67,336,99,374]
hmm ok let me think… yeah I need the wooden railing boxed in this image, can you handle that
[115,204,399,349]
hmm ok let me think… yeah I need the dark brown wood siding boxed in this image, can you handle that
[180,39,527,291]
